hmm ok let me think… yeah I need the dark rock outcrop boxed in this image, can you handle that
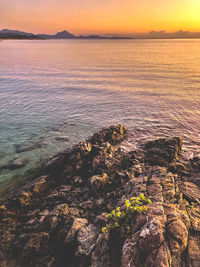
[0,125,200,267]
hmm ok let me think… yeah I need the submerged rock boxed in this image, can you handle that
[14,142,43,153]
[0,125,200,267]
[55,135,69,142]
[9,157,29,169]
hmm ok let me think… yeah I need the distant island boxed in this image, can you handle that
[1,29,200,40]
[0,29,132,40]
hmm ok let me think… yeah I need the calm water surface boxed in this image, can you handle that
[0,39,200,188]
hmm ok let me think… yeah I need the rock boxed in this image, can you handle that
[190,156,200,173]
[76,224,99,256]
[9,158,29,169]
[187,234,200,267]
[42,204,69,231]
[90,233,111,267]
[167,219,188,252]
[19,175,49,197]
[14,142,43,153]
[169,161,190,176]
[90,173,109,192]
[19,232,50,265]
[144,136,182,166]
[179,181,200,203]
[43,151,69,178]
[0,127,200,267]
[90,124,127,145]
[55,135,69,141]
[0,204,9,218]
[188,206,200,231]
[39,209,49,216]
[138,219,165,252]
[80,141,92,156]
[146,241,172,267]
[64,218,88,243]
[19,191,32,206]
[33,176,48,194]
[189,175,200,187]
[145,150,169,167]
[121,231,141,267]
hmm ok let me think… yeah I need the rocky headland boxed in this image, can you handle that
[0,125,200,267]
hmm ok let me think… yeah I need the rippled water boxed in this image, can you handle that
[1,39,200,189]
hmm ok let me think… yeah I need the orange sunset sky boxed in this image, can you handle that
[1,0,200,34]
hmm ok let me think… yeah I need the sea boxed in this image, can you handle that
[1,38,200,190]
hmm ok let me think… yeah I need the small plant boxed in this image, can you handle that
[102,193,152,234]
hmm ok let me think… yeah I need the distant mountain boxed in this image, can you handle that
[0,29,34,36]
[54,30,75,39]
[0,28,132,40]
[38,30,76,39]
[0,29,42,39]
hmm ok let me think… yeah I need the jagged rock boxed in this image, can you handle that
[179,181,200,203]
[0,126,200,267]
[90,233,110,267]
[64,218,88,243]
[188,207,200,231]
[90,124,126,145]
[76,224,99,256]
[169,161,190,176]
[144,137,182,166]
[42,204,69,231]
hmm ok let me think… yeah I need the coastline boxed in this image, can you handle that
[0,124,199,266]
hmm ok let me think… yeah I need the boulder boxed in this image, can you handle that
[144,137,182,166]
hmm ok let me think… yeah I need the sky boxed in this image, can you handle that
[1,0,200,34]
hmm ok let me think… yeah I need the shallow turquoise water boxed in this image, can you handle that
[1,39,200,188]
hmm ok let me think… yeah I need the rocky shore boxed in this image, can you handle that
[0,124,200,267]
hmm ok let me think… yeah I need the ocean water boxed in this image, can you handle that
[1,39,200,189]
